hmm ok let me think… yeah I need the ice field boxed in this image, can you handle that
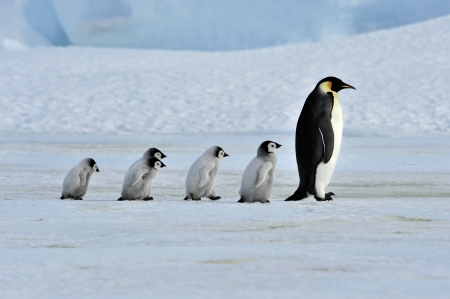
[1,133,450,298]
[1,2,450,298]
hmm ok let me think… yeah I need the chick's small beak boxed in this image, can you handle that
[161,163,167,168]
[224,153,229,157]
[161,153,167,159]
[96,168,100,172]
[341,82,356,90]
[276,143,282,148]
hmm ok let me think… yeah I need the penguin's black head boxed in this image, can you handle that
[148,157,166,170]
[317,76,356,93]
[146,147,167,160]
[215,146,229,159]
[258,141,282,155]
[87,158,99,172]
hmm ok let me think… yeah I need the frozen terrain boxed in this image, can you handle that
[1,15,450,136]
[1,133,450,298]
[2,0,450,49]
[1,3,450,298]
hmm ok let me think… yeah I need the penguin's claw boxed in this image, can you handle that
[209,196,221,200]
[315,192,335,201]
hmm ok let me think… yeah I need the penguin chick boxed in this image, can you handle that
[61,158,99,200]
[118,157,166,201]
[184,146,229,201]
[128,147,167,170]
[286,76,355,202]
[238,141,281,203]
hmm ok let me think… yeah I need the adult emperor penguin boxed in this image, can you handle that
[118,157,166,201]
[61,158,99,200]
[286,76,355,202]
[238,141,282,203]
[184,146,229,201]
[128,147,167,170]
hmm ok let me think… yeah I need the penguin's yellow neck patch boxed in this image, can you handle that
[319,81,332,93]
[319,81,338,99]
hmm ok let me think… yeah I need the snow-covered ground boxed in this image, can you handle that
[1,3,450,298]
[1,134,450,298]
[2,14,450,136]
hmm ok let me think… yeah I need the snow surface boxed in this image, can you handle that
[1,15,450,136]
[3,0,450,50]
[1,4,450,298]
[1,133,450,298]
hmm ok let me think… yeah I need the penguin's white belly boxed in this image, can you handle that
[315,96,343,198]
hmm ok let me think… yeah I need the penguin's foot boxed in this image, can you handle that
[184,196,201,201]
[261,200,270,204]
[117,197,134,201]
[315,192,335,202]
[143,197,153,201]
[75,197,83,200]
[209,196,221,200]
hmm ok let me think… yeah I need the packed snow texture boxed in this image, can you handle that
[2,0,450,50]
[1,134,450,298]
[1,15,450,135]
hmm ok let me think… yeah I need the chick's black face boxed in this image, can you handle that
[149,157,166,169]
[215,146,229,158]
[259,140,282,154]
[86,158,99,172]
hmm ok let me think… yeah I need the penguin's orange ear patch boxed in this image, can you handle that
[319,81,333,92]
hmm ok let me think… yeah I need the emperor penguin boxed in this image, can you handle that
[286,77,355,202]
[184,146,229,201]
[118,157,166,201]
[128,147,167,170]
[61,158,99,200]
[238,141,282,203]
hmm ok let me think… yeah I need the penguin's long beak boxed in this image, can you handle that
[161,162,167,168]
[341,82,356,90]
[276,143,282,148]
[224,152,230,157]
[161,153,167,159]
[96,168,100,172]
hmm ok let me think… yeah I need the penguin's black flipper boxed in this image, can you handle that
[317,114,334,164]
[317,93,335,164]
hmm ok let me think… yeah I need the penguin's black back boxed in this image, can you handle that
[294,88,333,197]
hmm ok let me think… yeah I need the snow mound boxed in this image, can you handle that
[3,0,450,50]
[0,15,450,136]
